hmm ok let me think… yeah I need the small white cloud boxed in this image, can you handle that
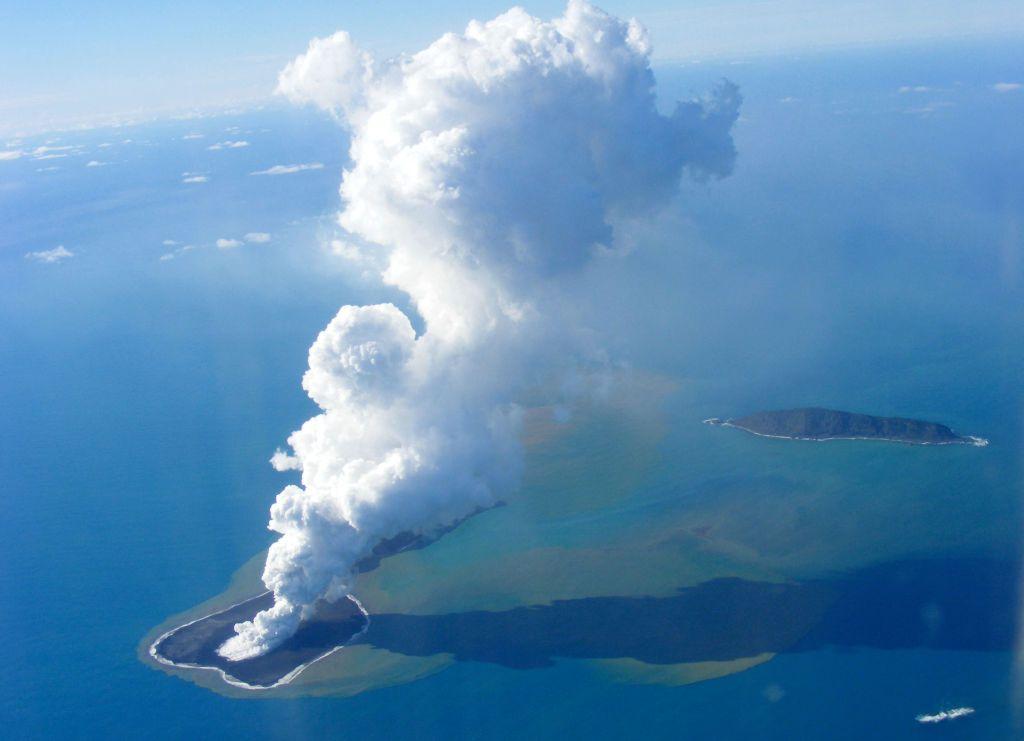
[329,239,366,262]
[181,172,208,183]
[35,153,67,160]
[270,448,301,471]
[25,245,74,263]
[898,85,933,94]
[778,96,798,104]
[207,140,249,150]
[0,150,23,161]
[216,238,243,249]
[162,239,178,246]
[992,82,1021,93]
[97,142,113,148]
[33,145,74,156]
[36,166,60,172]
[244,232,271,243]
[182,133,205,140]
[904,101,954,116]
[86,160,106,167]
[916,707,974,724]
[159,253,175,261]
[250,162,324,176]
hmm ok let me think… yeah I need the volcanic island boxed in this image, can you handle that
[704,407,987,446]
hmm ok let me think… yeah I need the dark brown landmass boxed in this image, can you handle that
[705,408,986,446]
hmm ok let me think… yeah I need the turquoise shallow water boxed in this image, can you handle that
[2,40,1024,738]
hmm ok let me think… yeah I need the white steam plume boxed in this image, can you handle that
[218,0,740,661]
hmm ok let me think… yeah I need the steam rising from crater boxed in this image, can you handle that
[218,0,739,661]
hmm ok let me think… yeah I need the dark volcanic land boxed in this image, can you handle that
[151,507,499,687]
[153,592,367,688]
[705,407,985,445]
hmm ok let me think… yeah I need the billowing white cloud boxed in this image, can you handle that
[276,30,374,115]
[244,232,271,243]
[218,0,740,661]
[250,162,324,176]
[216,238,243,249]
[992,82,1021,93]
[25,245,74,263]
[207,140,250,150]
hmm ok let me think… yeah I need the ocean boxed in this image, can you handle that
[1,38,1022,738]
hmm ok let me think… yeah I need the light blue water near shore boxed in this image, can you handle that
[2,40,1023,738]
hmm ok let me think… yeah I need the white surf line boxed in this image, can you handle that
[703,419,989,447]
[149,592,371,691]
[915,706,975,724]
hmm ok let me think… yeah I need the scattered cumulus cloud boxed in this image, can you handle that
[25,245,74,263]
[218,0,741,661]
[216,238,243,249]
[250,162,324,176]
[207,140,249,150]
[992,82,1021,93]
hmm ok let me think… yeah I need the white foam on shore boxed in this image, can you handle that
[149,593,371,691]
[915,706,975,724]
[704,419,989,447]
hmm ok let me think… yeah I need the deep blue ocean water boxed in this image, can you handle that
[2,39,1023,738]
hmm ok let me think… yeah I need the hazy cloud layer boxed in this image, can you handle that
[218,0,740,661]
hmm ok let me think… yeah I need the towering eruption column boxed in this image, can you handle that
[219,0,740,661]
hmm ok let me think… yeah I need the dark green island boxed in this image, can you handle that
[705,408,987,446]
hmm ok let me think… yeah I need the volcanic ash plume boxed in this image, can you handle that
[218,0,740,661]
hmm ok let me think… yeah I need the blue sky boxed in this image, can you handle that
[2,0,1024,135]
